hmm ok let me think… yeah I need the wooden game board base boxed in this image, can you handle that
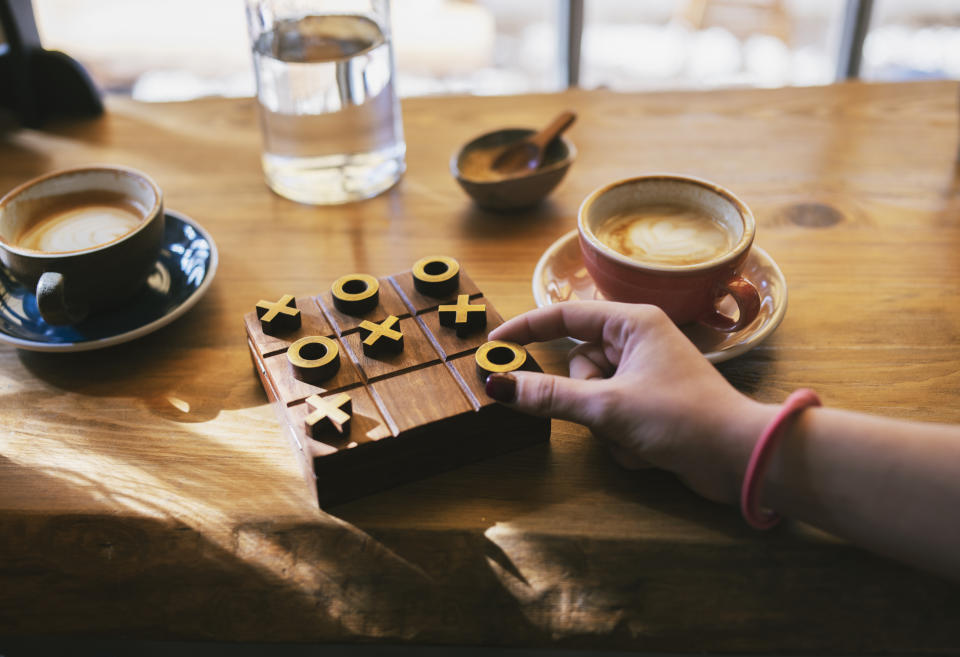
[245,261,551,508]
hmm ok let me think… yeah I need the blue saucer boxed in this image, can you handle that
[0,210,218,352]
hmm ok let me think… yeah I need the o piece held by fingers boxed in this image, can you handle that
[476,340,528,379]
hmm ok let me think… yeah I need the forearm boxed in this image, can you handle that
[740,403,960,579]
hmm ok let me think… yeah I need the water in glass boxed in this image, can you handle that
[252,14,405,204]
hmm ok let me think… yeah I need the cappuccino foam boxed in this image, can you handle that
[596,204,733,266]
[16,197,144,253]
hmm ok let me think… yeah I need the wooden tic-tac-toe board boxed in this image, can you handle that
[244,256,551,507]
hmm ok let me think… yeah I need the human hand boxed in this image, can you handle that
[486,301,771,504]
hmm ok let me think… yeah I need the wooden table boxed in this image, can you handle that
[2,81,959,653]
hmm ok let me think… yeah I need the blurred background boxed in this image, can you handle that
[27,0,960,102]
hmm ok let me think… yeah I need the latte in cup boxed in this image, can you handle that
[594,203,734,267]
[0,166,164,325]
[14,190,146,253]
[578,174,760,330]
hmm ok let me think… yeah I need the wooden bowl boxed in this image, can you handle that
[450,128,576,211]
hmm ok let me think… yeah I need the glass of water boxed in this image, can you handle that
[245,0,406,204]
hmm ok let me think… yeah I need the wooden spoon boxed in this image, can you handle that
[491,110,577,175]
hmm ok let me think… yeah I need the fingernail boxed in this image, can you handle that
[485,373,517,403]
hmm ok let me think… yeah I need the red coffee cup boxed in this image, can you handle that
[578,174,760,331]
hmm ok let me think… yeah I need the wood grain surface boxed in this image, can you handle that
[2,81,960,652]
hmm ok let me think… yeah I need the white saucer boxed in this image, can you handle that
[0,210,218,352]
[532,230,787,363]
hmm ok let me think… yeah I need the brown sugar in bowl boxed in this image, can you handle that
[451,128,575,211]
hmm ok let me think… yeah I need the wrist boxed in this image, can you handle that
[740,390,822,528]
[720,398,780,505]
[756,402,821,519]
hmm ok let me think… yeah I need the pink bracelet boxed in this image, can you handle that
[740,388,822,530]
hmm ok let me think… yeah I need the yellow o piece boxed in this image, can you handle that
[331,273,380,315]
[332,274,379,301]
[412,256,460,297]
[475,340,527,378]
[413,256,460,283]
[288,335,340,383]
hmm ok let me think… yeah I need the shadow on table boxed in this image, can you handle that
[716,347,777,396]
[327,406,960,652]
[4,433,960,653]
[2,638,656,657]
[327,441,960,652]
[0,133,53,189]
[0,453,504,644]
[15,287,266,423]
[457,199,570,242]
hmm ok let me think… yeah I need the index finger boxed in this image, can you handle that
[488,300,637,346]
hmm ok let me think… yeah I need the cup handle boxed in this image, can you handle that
[36,272,89,325]
[699,275,761,332]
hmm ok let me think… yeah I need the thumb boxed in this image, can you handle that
[485,370,605,426]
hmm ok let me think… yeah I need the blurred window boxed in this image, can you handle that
[580,1,845,90]
[861,0,960,81]
[28,0,960,102]
[399,0,561,96]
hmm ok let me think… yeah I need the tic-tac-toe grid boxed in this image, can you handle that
[245,265,549,506]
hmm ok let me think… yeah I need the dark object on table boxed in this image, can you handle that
[451,126,576,211]
[0,0,102,127]
[244,256,551,507]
